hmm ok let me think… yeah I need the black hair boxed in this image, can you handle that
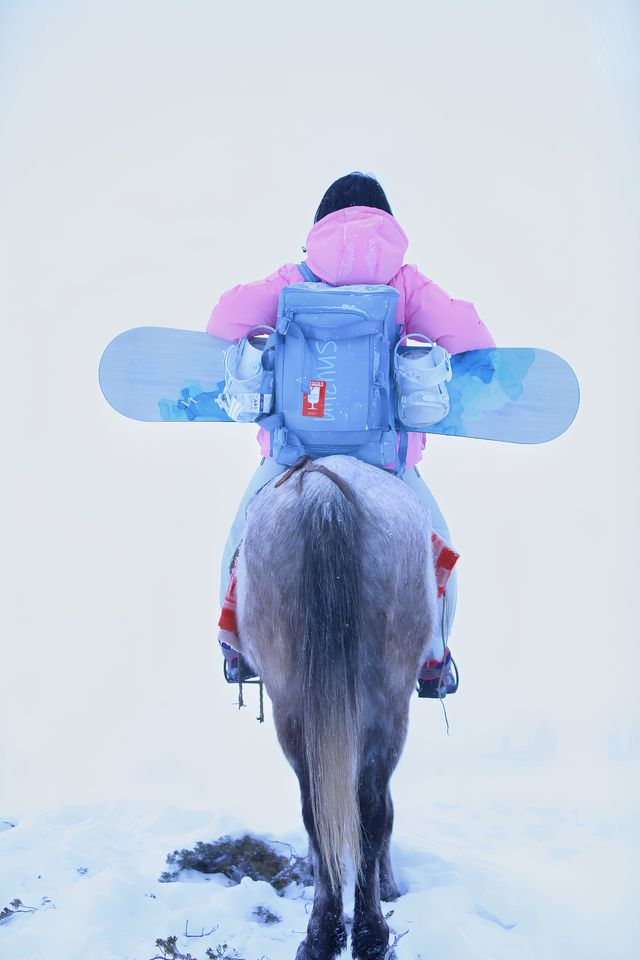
[314,172,393,223]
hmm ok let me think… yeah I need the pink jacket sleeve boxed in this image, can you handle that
[402,264,496,354]
[206,263,302,341]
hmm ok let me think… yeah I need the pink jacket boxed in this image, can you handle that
[207,206,495,468]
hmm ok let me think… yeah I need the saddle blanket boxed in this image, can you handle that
[218,531,459,644]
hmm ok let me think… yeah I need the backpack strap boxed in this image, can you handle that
[396,429,408,476]
[297,260,321,283]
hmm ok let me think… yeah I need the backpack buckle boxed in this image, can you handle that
[279,311,293,335]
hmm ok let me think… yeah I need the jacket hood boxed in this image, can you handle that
[305,206,408,285]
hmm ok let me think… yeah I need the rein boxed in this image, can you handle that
[274,456,355,502]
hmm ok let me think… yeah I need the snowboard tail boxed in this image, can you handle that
[426,347,579,443]
[99,327,233,423]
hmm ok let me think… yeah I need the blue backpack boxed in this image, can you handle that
[260,262,406,472]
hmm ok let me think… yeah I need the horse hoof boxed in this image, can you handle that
[295,943,343,960]
[380,883,402,902]
[351,914,390,960]
[295,924,347,960]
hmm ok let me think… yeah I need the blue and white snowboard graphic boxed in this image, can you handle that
[99,327,232,423]
[429,346,579,443]
[99,327,579,444]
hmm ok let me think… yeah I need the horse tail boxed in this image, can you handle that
[296,477,364,892]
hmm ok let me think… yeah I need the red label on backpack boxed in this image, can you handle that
[302,380,326,417]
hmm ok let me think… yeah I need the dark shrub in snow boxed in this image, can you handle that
[159,833,312,892]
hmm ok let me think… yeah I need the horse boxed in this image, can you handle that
[234,454,439,960]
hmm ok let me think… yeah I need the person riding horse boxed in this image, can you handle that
[209,172,496,698]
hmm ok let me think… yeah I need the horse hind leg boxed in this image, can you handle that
[379,787,402,903]
[294,767,347,960]
[271,707,346,960]
[351,739,396,960]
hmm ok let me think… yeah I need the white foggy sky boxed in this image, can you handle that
[0,0,638,822]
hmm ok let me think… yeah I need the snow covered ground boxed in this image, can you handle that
[1,763,638,960]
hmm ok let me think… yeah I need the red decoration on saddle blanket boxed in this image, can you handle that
[218,531,459,641]
[430,531,459,599]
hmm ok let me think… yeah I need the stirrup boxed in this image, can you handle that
[416,649,459,699]
[223,653,260,685]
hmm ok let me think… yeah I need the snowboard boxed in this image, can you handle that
[99,327,579,444]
